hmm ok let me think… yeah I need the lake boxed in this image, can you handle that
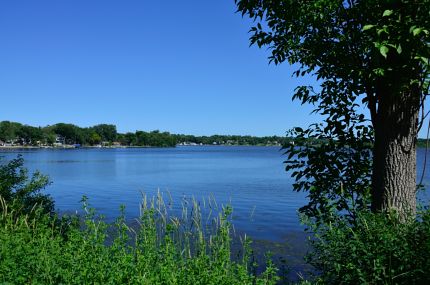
[1,146,429,276]
[0,146,310,239]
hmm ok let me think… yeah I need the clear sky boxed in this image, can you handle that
[0,1,427,137]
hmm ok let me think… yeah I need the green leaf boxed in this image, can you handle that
[373,68,385,76]
[382,10,393,17]
[413,28,422,36]
[379,46,389,58]
[362,25,374,31]
[396,44,402,54]
[414,56,429,65]
[377,28,387,36]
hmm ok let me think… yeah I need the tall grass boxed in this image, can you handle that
[0,192,279,284]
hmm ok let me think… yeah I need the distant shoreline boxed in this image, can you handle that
[0,145,160,150]
[0,144,282,150]
[1,144,428,150]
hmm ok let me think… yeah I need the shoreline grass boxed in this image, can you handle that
[0,192,280,284]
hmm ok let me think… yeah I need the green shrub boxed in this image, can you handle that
[305,209,430,284]
[0,192,279,285]
[0,155,54,216]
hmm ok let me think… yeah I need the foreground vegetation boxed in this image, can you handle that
[305,208,430,284]
[0,199,280,284]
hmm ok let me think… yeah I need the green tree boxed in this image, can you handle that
[135,130,148,146]
[118,132,136,146]
[53,123,79,144]
[92,124,117,142]
[88,132,102,145]
[0,156,53,215]
[44,132,57,145]
[17,125,44,145]
[236,0,429,218]
[0,121,22,142]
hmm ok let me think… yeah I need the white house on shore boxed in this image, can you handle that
[55,135,66,145]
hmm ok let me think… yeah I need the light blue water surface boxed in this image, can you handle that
[1,146,429,243]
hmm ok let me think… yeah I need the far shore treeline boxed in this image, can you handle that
[1,121,428,148]
[0,121,291,147]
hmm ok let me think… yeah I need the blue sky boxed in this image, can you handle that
[0,1,427,137]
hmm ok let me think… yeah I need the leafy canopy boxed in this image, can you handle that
[0,156,53,216]
[236,0,429,222]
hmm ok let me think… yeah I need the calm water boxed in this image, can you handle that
[1,146,429,276]
[0,146,308,240]
[1,146,429,241]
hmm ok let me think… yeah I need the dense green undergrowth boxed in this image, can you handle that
[0,195,279,285]
[304,208,430,285]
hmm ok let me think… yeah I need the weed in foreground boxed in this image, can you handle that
[0,192,279,285]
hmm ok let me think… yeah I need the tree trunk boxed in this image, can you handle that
[371,87,420,218]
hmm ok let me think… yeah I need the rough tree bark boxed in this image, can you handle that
[371,83,421,217]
